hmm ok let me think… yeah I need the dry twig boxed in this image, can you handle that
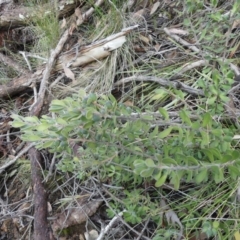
[0,143,34,174]
[114,75,204,96]
[27,2,106,239]
[0,52,30,75]
[96,210,126,240]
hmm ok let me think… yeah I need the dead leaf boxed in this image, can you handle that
[62,64,75,82]
[165,208,182,227]
[8,155,15,160]
[231,19,240,30]
[139,34,150,44]
[75,7,83,26]
[132,9,146,21]
[6,188,17,198]
[52,196,102,235]
[75,7,81,18]
[160,199,183,240]
[167,28,189,36]
[1,220,8,232]
[47,202,52,213]
[154,44,161,52]
[18,202,31,211]
[69,22,76,35]
[77,17,83,26]
[123,100,134,107]
[79,235,85,240]
[103,36,126,51]
[1,108,7,114]
[61,18,66,29]
[84,229,99,240]
[150,1,160,15]
[234,231,240,240]
[78,37,83,45]
[70,37,125,67]
[233,135,240,140]
[229,41,240,58]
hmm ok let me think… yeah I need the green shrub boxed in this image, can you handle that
[11,89,240,238]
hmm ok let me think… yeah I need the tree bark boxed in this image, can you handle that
[28,147,52,240]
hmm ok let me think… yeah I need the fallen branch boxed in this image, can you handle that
[0,70,42,98]
[170,59,208,80]
[114,75,204,96]
[28,147,53,240]
[164,28,200,53]
[0,53,30,75]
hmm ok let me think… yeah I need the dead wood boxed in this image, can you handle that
[55,25,138,70]
[24,2,105,239]
[0,0,81,30]
[0,53,30,75]
[0,25,137,99]
[28,147,55,240]
[29,29,70,116]
[0,71,42,98]
[27,21,69,240]
[51,196,102,237]
[114,75,205,96]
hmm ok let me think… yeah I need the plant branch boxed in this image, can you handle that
[164,27,240,75]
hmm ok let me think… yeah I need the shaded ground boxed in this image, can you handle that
[1,0,240,239]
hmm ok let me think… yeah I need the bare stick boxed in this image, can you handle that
[96,210,126,240]
[28,146,51,240]
[164,28,201,53]
[19,51,32,72]
[28,3,106,240]
[229,82,240,93]
[136,219,150,240]
[237,178,240,202]
[49,73,65,89]
[91,178,151,240]
[0,52,30,75]
[21,52,47,62]
[114,75,204,96]
[82,0,105,20]
[45,153,56,181]
[29,81,38,111]
[0,143,34,174]
[30,29,69,116]
[30,0,106,116]
[170,59,208,79]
